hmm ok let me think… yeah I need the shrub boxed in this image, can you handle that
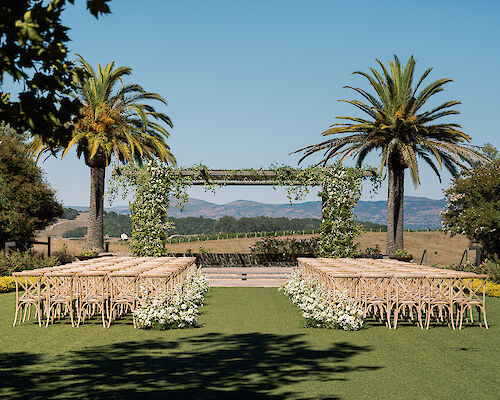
[393,249,411,258]
[0,250,59,276]
[449,258,500,283]
[355,245,382,259]
[51,245,76,265]
[79,250,98,257]
[0,276,39,293]
[479,280,500,297]
[250,237,320,261]
[0,276,15,293]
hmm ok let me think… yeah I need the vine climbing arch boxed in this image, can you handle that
[109,163,377,258]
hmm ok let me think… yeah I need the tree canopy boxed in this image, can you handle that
[442,145,500,260]
[0,124,63,247]
[0,0,112,147]
[295,55,487,183]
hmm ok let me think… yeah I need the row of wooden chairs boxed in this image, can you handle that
[12,257,196,328]
[298,258,489,329]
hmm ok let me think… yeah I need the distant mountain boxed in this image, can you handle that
[67,195,446,229]
[168,198,321,219]
[355,196,446,229]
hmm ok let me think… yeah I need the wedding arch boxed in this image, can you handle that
[109,163,377,257]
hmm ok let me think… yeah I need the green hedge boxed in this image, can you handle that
[0,251,59,276]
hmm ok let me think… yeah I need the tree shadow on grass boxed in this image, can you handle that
[0,333,380,400]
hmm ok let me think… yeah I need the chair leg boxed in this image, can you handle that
[76,301,83,328]
[393,306,399,329]
[417,307,423,329]
[449,306,455,330]
[107,304,115,328]
[426,306,433,330]
[455,305,461,329]
[22,305,28,323]
[45,305,52,327]
[105,300,110,328]
[13,305,20,327]
[36,302,42,327]
[69,302,75,327]
[459,306,465,330]
[480,306,489,329]
[100,302,106,327]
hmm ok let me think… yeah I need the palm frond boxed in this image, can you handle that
[295,55,482,188]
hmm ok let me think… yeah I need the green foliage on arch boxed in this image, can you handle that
[108,162,375,257]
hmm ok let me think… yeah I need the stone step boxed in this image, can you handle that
[202,266,291,287]
[207,274,288,280]
[207,278,287,287]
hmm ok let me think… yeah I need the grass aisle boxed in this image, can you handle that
[1,288,499,399]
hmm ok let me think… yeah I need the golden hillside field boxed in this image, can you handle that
[357,231,471,266]
[35,231,472,267]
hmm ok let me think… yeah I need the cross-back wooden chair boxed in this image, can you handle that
[326,274,360,300]
[12,271,45,327]
[392,275,425,329]
[74,271,108,327]
[107,271,139,327]
[455,276,489,329]
[360,275,393,328]
[44,272,76,327]
[424,276,456,330]
[138,270,174,299]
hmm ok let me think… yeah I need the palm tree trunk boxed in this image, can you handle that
[86,164,105,253]
[386,164,404,255]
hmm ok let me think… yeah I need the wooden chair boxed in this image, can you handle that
[456,277,489,329]
[75,271,108,327]
[392,275,425,329]
[44,272,76,327]
[360,275,393,328]
[424,276,455,330]
[107,271,139,327]
[12,271,45,327]
[138,270,174,299]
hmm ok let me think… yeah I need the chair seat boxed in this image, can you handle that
[367,299,385,304]
[429,300,450,305]
[49,296,73,302]
[19,296,44,302]
[80,296,106,303]
[111,296,134,303]
[463,299,482,306]
[398,299,419,304]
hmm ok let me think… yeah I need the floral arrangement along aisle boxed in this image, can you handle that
[134,270,210,329]
[280,270,364,331]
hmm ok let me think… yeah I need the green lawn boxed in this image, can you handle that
[1,288,499,399]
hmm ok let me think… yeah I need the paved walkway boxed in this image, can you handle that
[201,266,293,287]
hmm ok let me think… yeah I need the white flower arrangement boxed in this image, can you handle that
[280,269,364,331]
[134,270,210,330]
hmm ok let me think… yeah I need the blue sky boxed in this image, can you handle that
[32,0,500,206]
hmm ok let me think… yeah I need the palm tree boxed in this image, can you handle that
[295,55,487,255]
[31,55,176,252]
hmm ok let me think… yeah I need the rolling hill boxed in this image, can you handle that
[68,196,446,229]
